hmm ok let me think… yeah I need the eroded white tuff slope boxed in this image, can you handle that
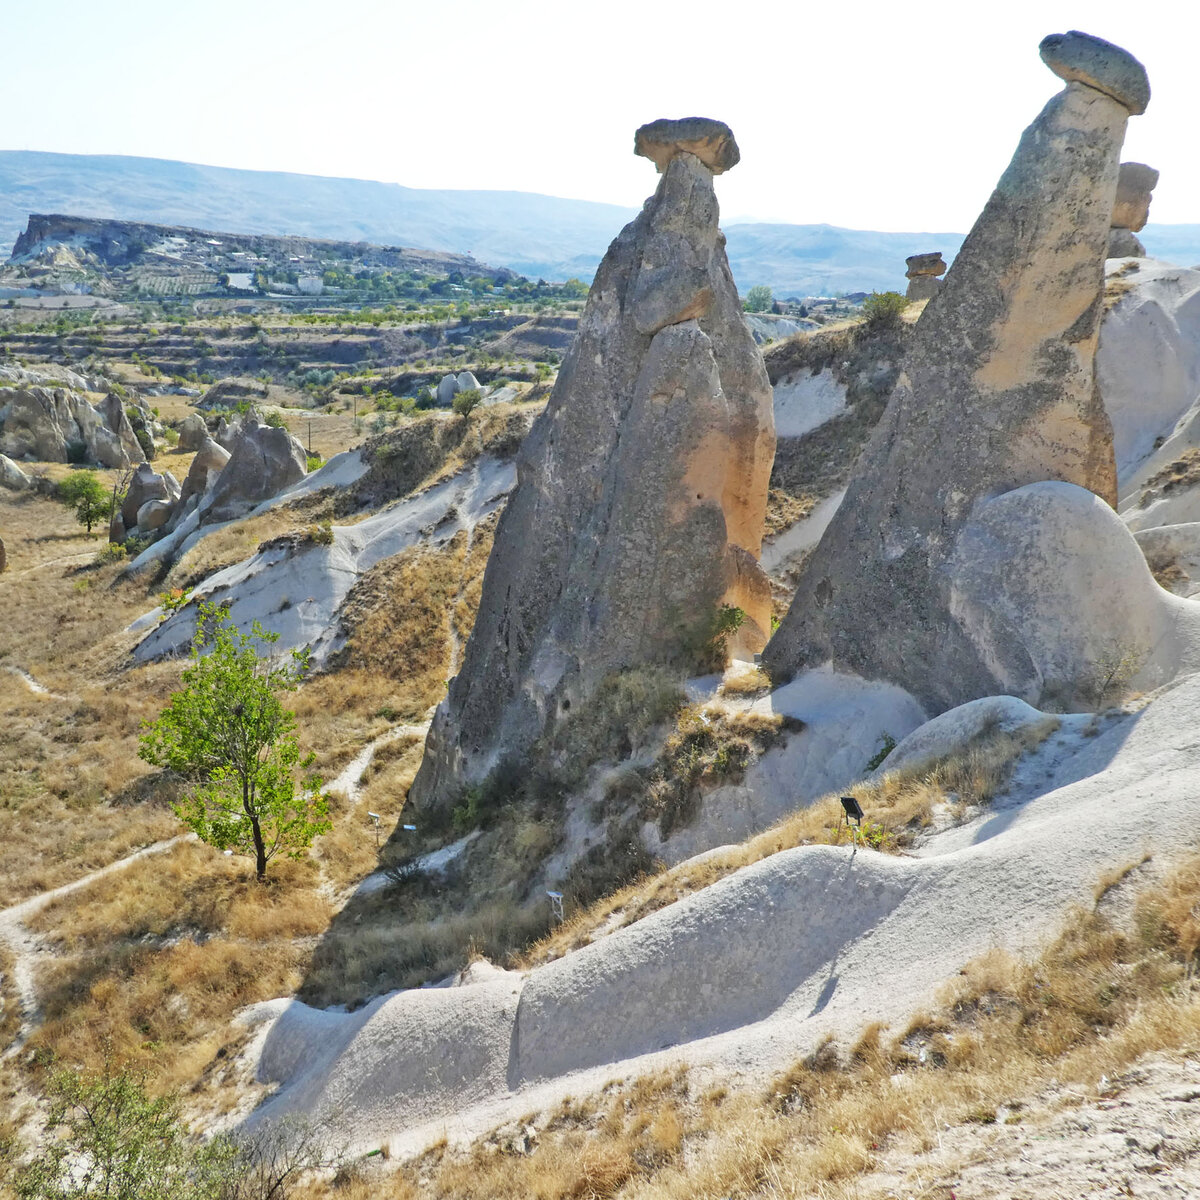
[132,456,514,663]
[248,672,1200,1155]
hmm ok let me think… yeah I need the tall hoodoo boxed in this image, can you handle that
[763,32,1148,713]
[409,118,775,812]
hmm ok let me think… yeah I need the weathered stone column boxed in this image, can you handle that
[763,32,1148,713]
[409,118,775,813]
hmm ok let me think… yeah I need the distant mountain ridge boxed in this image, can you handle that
[3,151,1198,294]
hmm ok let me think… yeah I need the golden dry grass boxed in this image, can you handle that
[298,849,1200,1200]
[21,844,328,1092]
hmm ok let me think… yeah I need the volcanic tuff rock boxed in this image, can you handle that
[0,454,30,491]
[1108,161,1159,257]
[904,251,947,302]
[205,416,306,522]
[410,121,774,811]
[763,32,1147,713]
[0,370,144,469]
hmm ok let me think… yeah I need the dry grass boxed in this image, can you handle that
[521,717,1059,967]
[718,667,772,698]
[1139,447,1200,508]
[763,488,815,538]
[21,844,327,1092]
[298,849,1200,1200]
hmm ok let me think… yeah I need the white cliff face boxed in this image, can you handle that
[1097,259,1200,489]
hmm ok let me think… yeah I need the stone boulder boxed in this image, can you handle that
[904,251,947,302]
[179,436,231,505]
[97,394,146,465]
[177,413,208,452]
[410,118,774,813]
[633,117,740,175]
[136,499,174,533]
[764,32,1148,714]
[0,453,30,491]
[436,374,460,407]
[455,371,481,393]
[121,463,177,531]
[948,481,1200,708]
[204,417,306,522]
[215,414,246,451]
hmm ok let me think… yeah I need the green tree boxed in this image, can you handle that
[138,602,330,881]
[451,387,482,417]
[13,1062,233,1200]
[57,470,109,536]
[743,284,773,313]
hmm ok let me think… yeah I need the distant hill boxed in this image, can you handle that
[3,151,1198,294]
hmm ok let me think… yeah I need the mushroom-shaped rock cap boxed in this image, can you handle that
[1113,162,1160,231]
[634,117,740,175]
[1039,30,1150,115]
[905,252,947,278]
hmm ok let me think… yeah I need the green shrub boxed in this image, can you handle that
[264,410,286,429]
[306,454,324,472]
[862,291,909,330]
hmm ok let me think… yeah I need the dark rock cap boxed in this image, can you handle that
[905,252,947,278]
[1039,30,1150,114]
[634,117,740,175]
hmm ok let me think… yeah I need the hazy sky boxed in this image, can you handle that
[3,0,1196,230]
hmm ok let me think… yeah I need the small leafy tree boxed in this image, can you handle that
[12,1062,233,1200]
[743,284,773,313]
[452,387,482,417]
[139,602,330,881]
[57,470,109,536]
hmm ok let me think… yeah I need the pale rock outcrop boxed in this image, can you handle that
[204,416,307,522]
[455,371,480,393]
[215,414,245,451]
[97,393,145,464]
[121,463,177,532]
[1108,161,1158,257]
[435,374,460,407]
[178,436,231,509]
[764,32,1148,713]
[904,251,947,302]
[410,117,774,812]
[0,384,137,468]
[177,413,208,452]
[1096,258,1200,485]
[948,481,1200,708]
[136,499,174,533]
[0,454,30,491]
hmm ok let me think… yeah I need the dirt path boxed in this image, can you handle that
[0,835,193,1053]
[5,664,65,700]
[328,722,431,806]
